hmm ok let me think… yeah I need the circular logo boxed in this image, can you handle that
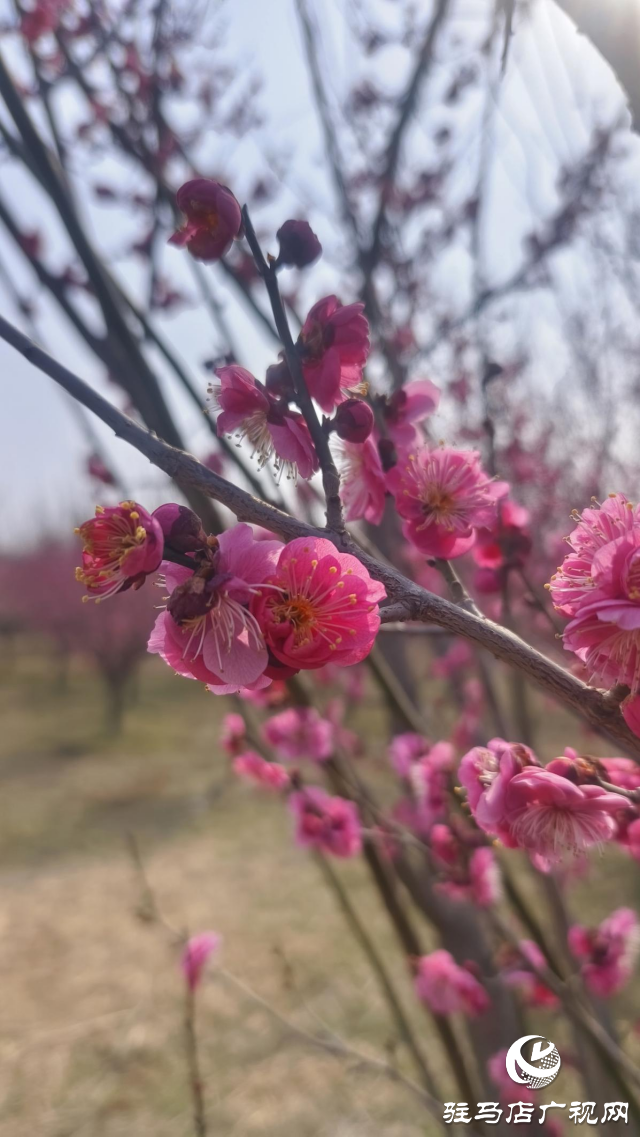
[505,1036,561,1090]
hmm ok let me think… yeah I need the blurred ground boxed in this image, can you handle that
[1,642,640,1136]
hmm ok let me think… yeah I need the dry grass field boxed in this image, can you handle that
[1,641,640,1135]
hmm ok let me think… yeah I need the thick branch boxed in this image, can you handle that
[3,313,640,758]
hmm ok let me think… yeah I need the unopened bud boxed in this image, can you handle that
[334,398,374,443]
[265,357,295,399]
[153,503,206,553]
[276,220,322,268]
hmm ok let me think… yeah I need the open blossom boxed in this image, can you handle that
[337,437,386,525]
[181,932,221,991]
[298,295,370,413]
[458,738,539,843]
[232,751,290,791]
[289,787,362,857]
[386,445,507,559]
[504,766,624,863]
[75,501,163,600]
[568,908,640,998]
[251,537,385,674]
[210,365,318,481]
[169,179,242,261]
[549,494,640,618]
[263,706,334,762]
[148,523,282,694]
[414,950,490,1017]
[380,378,440,446]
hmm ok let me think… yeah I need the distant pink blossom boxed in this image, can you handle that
[430,640,473,679]
[381,378,440,446]
[211,365,318,481]
[569,908,640,998]
[75,501,163,600]
[488,1049,534,1105]
[386,445,507,559]
[290,787,362,857]
[502,940,559,1010]
[298,295,370,413]
[414,950,489,1017]
[337,438,387,525]
[251,536,385,674]
[148,523,282,694]
[431,826,502,907]
[472,499,532,578]
[388,733,431,778]
[263,706,334,762]
[232,751,290,791]
[220,712,246,756]
[181,932,221,991]
[86,454,116,486]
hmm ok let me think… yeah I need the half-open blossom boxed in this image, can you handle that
[75,501,163,600]
[263,706,334,762]
[568,908,640,998]
[251,537,385,674]
[181,932,221,991]
[148,523,282,694]
[386,445,507,559]
[504,766,624,863]
[414,950,490,1017]
[232,751,290,791]
[289,787,362,857]
[220,712,246,756]
[380,379,440,446]
[210,364,318,481]
[153,503,206,553]
[298,295,370,413]
[169,179,242,261]
[337,437,387,525]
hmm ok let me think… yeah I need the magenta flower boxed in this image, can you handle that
[169,179,242,261]
[148,523,282,694]
[568,908,640,998]
[220,712,246,756]
[381,378,440,446]
[251,536,385,674]
[153,503,206,553]
[414,950,490,1017]
[549,493,640,617]
[388,732,431,778]
[181,932,221,991]
[232,751,290,791]
[386,445,507,559]
[504,767,624,863]
[472,498,532,572]
[211,364,318,481]
[333,398,374,444]
[337,437,387,525]
[298,295,370,413]
[289,787,362,858]
[263,706,334,762]
[459,738,539,842]
[75,501,163,600]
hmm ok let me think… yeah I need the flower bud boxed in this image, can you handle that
[153,503,206,553]
[334,398,374,444]
[181,932,221,991]
[265,357,295,399]
[276,220,322,268]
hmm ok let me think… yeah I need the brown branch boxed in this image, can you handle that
[241,205,344,531]
[4,313,640,758]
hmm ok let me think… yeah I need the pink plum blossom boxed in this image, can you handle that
[211,364,318,481]
[220,712,246,756]
[458,738,539,843]
[488,1049,534,1105]
[504,766,624,863]
[386,445,507,559]
[502,940,559,1010]
[568,908,640,998]
[181,932,221,990]
[251,536,385,673]
[263,706,334,762]
[414,950,490,1017]
[381,378,440,446]
[75,501,163,600]
[298,295,370,413]
[169,179,242,261]
[431,825,502,907]
[289,787,362,857]
[148,523,282,694]
[388,732,431,778]
[337,437,387,525]
[232,751,290,791]
[472,498,532,586]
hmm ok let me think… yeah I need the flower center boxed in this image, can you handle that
[422,487,455,520]
[272,595,317,634]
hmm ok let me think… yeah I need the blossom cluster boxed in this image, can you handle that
[75,501,385,695]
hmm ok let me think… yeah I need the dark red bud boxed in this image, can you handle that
[153,504,206,553]
[276,220,322,268]
[334,398,374,444]
[377,437,398,471]
[265,358,295,399]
